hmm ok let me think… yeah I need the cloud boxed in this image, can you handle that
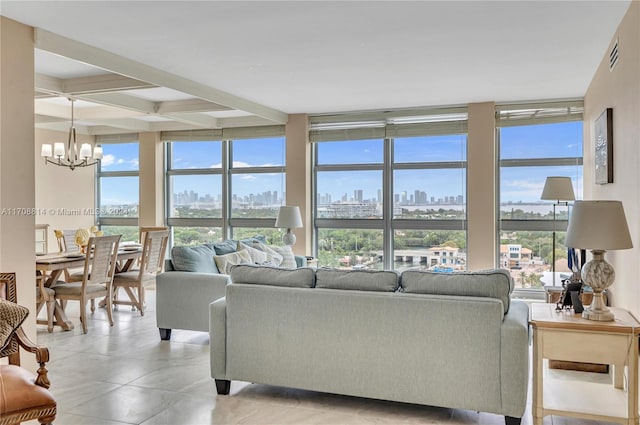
[241,175,256,181]
[101,154,115,167]
[502,179,546,201]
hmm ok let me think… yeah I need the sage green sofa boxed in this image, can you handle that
[210,266,529,425]
[156,239,306,340]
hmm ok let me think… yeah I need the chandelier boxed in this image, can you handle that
[40,98,103,170]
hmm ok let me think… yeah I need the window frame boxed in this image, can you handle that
[496,102,584,298]
[311,108,468,270]
[164,126,286,245]
[96,136,140,229]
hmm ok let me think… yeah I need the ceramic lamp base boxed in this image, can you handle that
[282,229,296,247]
[581,251,615,322]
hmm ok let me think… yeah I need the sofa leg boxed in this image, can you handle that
[504,416,521,425]
[159,328,172,340]
[215,379,231,395]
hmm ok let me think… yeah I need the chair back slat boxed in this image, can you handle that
[85,235,121,286]
[55,229,80,253]
[140,230,169,275]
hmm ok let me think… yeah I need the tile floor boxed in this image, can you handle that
[29,288,621,425]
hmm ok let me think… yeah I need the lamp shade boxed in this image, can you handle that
[541,176,575,201]
[566,200,633,250]
[275,206,303,229]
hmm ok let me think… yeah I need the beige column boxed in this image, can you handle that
[138,132,165,226]
[0,18,36,354]
[285,114,310,256]
[466,102,496,270]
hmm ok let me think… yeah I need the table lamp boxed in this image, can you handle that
[275,206,303,248]
[565,200,633,321]
[540,176,575,286]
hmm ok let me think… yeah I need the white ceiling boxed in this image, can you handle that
[0,0,632,135]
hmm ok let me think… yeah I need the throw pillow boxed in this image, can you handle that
[241,241,283,266]
[171,244,219,273]
[0,299,29,351]
[269,245,296,269]
[211,240,238,255]
[214,249,253,274]
[237,242,269,265]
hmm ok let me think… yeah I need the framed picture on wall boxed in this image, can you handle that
[594,108,613,185]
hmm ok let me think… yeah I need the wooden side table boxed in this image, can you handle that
[530,303,640,425]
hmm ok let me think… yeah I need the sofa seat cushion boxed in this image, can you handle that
[315,268,399,292]
[230,264,315,288]
[400,269,513,314]
[0,365,56,417]
[171,244,219,274]
[0,300,29,351]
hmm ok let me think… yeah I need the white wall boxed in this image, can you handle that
[0,17,36,370]
[35,128,96,253]
[583,1,640,316]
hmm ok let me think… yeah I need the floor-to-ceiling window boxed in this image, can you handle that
[497,101,583,291]
[164,126,286,246]
[96,134,140,242]
[312,108,467,270]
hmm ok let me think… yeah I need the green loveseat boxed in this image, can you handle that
[156,238,306,340]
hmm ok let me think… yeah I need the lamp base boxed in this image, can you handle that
[282,229,296,247]
[580,251,615,322]
[582,308,614,321]
[581,291,614,322]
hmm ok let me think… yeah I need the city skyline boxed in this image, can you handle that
[99,121,583,207]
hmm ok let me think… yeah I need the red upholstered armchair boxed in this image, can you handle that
[0,272,56,425]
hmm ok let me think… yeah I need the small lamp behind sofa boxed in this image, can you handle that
[275,206,303,248]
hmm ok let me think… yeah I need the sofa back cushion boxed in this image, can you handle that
[230,264,315,288]
[315,268,399,292]
[171,244,219,273]
[400,269,513,314]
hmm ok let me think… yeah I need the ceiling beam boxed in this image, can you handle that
[162,113,220,128]
[35,29,288,124]
[218,115,281,128]
[62,74,156,94]
[78,92,157,114]
[157,99,231,114]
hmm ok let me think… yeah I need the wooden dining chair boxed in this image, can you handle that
[112,229,169,316]
[54,229,84,283]
[0,272,57,425]
[53,235,121,334]
[54,229,79,253]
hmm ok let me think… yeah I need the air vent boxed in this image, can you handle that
[609,39,619,71]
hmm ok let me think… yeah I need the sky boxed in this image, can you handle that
[99,121,583,206]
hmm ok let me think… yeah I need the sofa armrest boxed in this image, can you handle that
[156,271,230,333]
[210,297,227,379]
[499,300,530,418]
[164,259,175,271]
[14,328,51,388]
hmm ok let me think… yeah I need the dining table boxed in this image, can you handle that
[35,246,143,331]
